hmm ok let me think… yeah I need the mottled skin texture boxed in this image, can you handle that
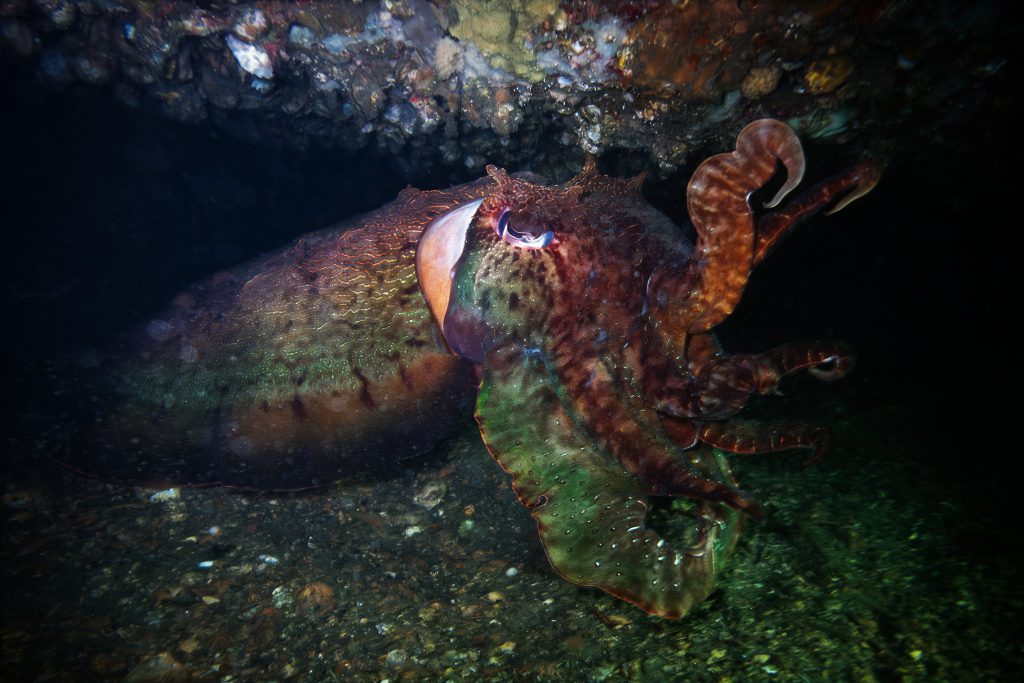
[88,182,489,488]
[442,121,877,616]
[84,120,878,618]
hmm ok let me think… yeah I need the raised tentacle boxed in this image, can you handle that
[699,419,830,465]
[650,119,806,347]
[475,343,745,619]
[754,161,882,266]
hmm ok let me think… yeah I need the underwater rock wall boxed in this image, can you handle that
[0,0,1011,178]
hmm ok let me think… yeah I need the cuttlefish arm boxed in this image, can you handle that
[653,119,805,340]
[476,343,743,619]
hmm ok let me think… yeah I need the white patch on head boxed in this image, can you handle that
[416,198,483,335]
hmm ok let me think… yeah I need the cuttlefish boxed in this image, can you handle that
[72,120,878,617]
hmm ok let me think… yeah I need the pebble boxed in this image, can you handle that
[123,652,188,683]
[232,8,268,42]
[148,488,179,502]
[505,567,519,577]
[296,582,335,610]
[288,24,316,48]
[271,585,294,609]
[225,34,273,79]
[413,480,447,509]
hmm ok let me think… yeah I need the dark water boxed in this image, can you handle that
[1,72,1019,681]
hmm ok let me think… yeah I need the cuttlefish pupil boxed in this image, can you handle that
[496,209,554,249]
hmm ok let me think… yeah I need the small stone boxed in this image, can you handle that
[486,591,504,602]
[271,585,294,609]
[413,480,447,509]
[505,566,519,577]
[296,582,335,612]
[148,488,179,502]
[124,652,189,683]
[596,612,631,628]
[288,24,316,48]
[384,649,408,666]
[404,525,423,537]
[753,653,770,664]
[200,595,219,605]
[741,65,781,99]
[232,8,268,42]
[497,641,516,655]
[804,55,853,95]
[225,34,273,79]
[418,602,444,622]
[178,638,199,654]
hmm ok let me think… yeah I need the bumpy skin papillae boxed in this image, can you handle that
[87,182,499,487]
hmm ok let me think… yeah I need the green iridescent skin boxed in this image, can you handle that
[477,344,744,618]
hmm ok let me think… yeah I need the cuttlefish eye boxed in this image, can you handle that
[496,209,554,249]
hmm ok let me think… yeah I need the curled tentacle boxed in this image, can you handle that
[754,161,883,266]
[699,419,830,465]
[650,119,806,348]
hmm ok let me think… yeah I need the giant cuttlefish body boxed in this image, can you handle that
[79,120,878,618]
